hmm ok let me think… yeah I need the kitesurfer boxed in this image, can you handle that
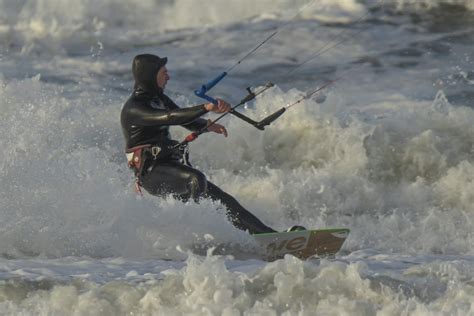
[120,54,277,234]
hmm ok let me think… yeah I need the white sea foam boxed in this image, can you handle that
[0,0,473,314]
[3,0,472,57]
[0,254,472,315]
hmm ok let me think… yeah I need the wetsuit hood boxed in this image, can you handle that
[132,54,168,96]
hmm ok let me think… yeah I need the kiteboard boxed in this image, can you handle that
[253,228,349,261]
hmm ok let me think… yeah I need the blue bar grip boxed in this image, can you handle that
[194,72,227,105]
[196,93,219,105]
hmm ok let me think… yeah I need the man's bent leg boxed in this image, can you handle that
[206,181,276,234]
[140,161,207,201]
[141,162,275,234]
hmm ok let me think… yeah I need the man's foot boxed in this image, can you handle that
[286,225,307,232]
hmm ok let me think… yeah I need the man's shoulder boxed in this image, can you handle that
[122,92,176,112]
[123,93,149,109]
[121,95,148,123]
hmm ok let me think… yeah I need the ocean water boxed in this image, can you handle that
[0,0,473,314]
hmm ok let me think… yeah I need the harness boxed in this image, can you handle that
[126,143,190,195]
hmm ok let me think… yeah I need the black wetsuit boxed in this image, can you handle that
[120,54,275,234]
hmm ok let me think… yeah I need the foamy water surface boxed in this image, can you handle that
[0,0,473,314]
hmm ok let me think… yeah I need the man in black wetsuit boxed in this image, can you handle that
[120,54,276,234]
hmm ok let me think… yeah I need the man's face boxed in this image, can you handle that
[156,66,170,89]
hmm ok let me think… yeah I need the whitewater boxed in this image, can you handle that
[0,0,473,314]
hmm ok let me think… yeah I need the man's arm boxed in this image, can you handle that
[183,117,209,132]
[129,99,208,127]
[162,95,230,137]
[162,95,209,131]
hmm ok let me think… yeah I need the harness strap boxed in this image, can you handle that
[182,144,192,167]
[126,144,152,196]
[126,144,151,171]
[134,179,143,196]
